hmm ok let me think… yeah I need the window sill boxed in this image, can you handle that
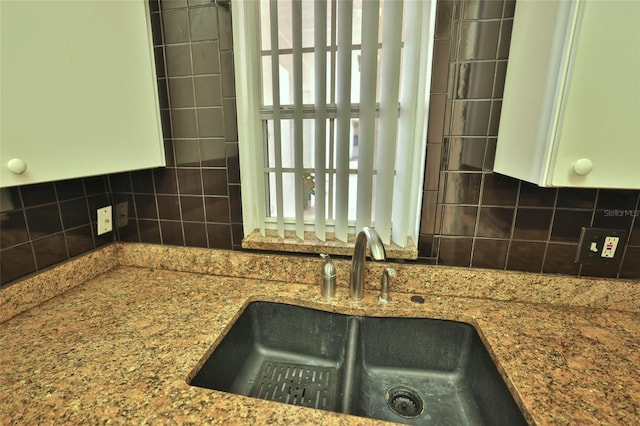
[242,229,418,260]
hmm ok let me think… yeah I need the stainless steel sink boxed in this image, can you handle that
[189,302,527,425]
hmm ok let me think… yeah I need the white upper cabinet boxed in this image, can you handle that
[495,0,640,189]
[0,1,165,188]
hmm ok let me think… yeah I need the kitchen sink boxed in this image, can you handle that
[189,302,527,425]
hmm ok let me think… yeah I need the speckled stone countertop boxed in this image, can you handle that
[1,243,638,425]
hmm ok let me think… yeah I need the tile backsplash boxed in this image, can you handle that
[1,0,638,287]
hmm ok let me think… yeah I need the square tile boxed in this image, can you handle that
[477,207,514,238]
[0,243,36,285]
[472,238,508,269]
[189,6,218,41]
[507,241,545,272]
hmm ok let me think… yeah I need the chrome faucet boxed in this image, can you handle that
[349,227,386,301]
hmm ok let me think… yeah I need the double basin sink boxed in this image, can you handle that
[189,301,527,425]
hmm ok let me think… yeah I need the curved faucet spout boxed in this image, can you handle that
[349,227,386,301]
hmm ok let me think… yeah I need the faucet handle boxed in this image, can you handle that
[378,267,396,303]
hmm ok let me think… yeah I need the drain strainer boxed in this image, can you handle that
[385,386,425,418]
[249,361,337,410]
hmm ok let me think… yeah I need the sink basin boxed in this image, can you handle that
[189,302,527,425]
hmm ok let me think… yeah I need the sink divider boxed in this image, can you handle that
[339,316,361,414]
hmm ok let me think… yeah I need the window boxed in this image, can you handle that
[232,0,435,255]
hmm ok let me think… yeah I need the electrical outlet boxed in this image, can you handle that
[575,227,627,264]
[115,202,128,228]
[97,206,113,235]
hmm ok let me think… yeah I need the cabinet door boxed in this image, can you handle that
[549,0,640,188]
[495,0,640,189]
[0,1,165,188]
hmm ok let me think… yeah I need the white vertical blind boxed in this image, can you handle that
[355,0,380,231]
[234,0,435,252]
[375,0,404,245]
[292,0,304,239]
[269,0,285,237]
[335,0,353,242]
[314,0,328,241]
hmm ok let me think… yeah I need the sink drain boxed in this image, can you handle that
[385,386,424,419]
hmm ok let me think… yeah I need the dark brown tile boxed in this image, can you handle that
[452,62,495,99]
[175,139,201,166]
[157,195,182,220]
[193,41,221,75]
[56,179,85,201]
[418,234,435,258]
[0,188,22,212]
[620,247,640,278]
[493,61,508,98]
[60,199,90,229]
[592,210,634,231]
[427,94,446,143]
[441,205,477,236]
[483,138,497,171]
[87,194,111,222]
[165,44,192,77]
[580,263,620,279]
[154,168,179,194]
[184,222,208,248]
[503,0,516,18]
[154,47,167,79]
[217,1,233,50]
[134,195,159,220]
[109,173,132,193]
[26,205,62,239]
[180,196,205,222]
[171,109,198,138]
[463,0,504,20]
[507,241,545,272]
[150,12,163,46]
[162,8,190,44]
[513,208,553,241]
[207,223,232,249]
[189,5,218,41]
[160,0,187,11]
[550,210,593,242]
[223,98,238,142]
[437,237,472,266]
[424,143,443,191]
[139,220,162,244]
[477,207,514,238]
[543,243,580,275]
[33,234,67,270]
[472,238,508,269]
[431,40,451,93]
[118,219,140,243]
[0,243,36,285]
[488,100,502,136]
[435,0,454,39]
[482,173,519,206]
[518,182,556,207]
[168,77,195,108]
[226,143,241,183]
[160,221,184,245]
[205,196,230,223]
[0,210,29,249]
[458,21,501,60]
[556,188,596,209]
[21,183,56,207]
[444,172,482,204]
[195,75,223,107]
[446,138,485,171]
[420,191,438,235]
[197,107,225,138]
[200,139,227,167]
[202,169,228,196]
[596,189,639,211]
[629,219,640,246]
[497,18,513,59]
[130,170,155,194]
[450,100,491,136]
[177,168,203,195]
[229,184,243,223]
[66,225,94,257]
[231,223,244,247]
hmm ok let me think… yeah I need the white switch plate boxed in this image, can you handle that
[601,236,620,258]
[97,206,113,235]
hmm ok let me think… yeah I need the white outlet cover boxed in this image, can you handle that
[97,205,113,235]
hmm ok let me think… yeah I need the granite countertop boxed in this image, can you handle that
[0,243,638,425]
